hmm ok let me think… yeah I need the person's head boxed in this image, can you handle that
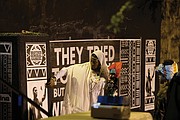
[163,59,178,80]
[156,59,178,80]
[90,50,109,79]
[163,59,174,66]
[90,53,101,71]
[109,69,116,79]
[33,87,38,97]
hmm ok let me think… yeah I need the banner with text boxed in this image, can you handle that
[49,39,142,116]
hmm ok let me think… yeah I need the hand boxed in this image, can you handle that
[46,77,56,88]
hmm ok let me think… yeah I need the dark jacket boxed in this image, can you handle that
[165,72,180,120]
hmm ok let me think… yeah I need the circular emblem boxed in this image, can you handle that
[30,45,42,65]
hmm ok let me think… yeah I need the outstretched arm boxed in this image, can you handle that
[152,68,155,79]
[42,86,46,102]
[46,67,68,87]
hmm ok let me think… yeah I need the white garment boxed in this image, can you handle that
[55,50,109,115]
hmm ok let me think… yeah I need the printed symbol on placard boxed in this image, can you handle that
[30,45,43,65]
[0,43,12,54]
[0,94,11,103]
[145,97,155,104]
[146,40,156,55]
[27,67,47,80]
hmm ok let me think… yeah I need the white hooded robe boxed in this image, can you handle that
[55,50,109,115]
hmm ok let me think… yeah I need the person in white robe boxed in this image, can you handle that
[52,50,109,115]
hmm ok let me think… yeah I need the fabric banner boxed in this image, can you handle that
[49,39,142,116]
[0,42,12,120]
[26,43,48,119]
[144,39,156,111]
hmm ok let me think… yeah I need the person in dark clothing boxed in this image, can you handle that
[30,86,46,120]
[146,68,155,96]
[104,69,118,96]
[165,71,180,120]
[154,59,178,120]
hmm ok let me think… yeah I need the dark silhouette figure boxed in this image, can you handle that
[104,69,119,96]
[146,68,155,96]
[30,86,46,120]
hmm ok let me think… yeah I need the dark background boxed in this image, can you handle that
[0,0,161,40]
[0,0,162,119]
